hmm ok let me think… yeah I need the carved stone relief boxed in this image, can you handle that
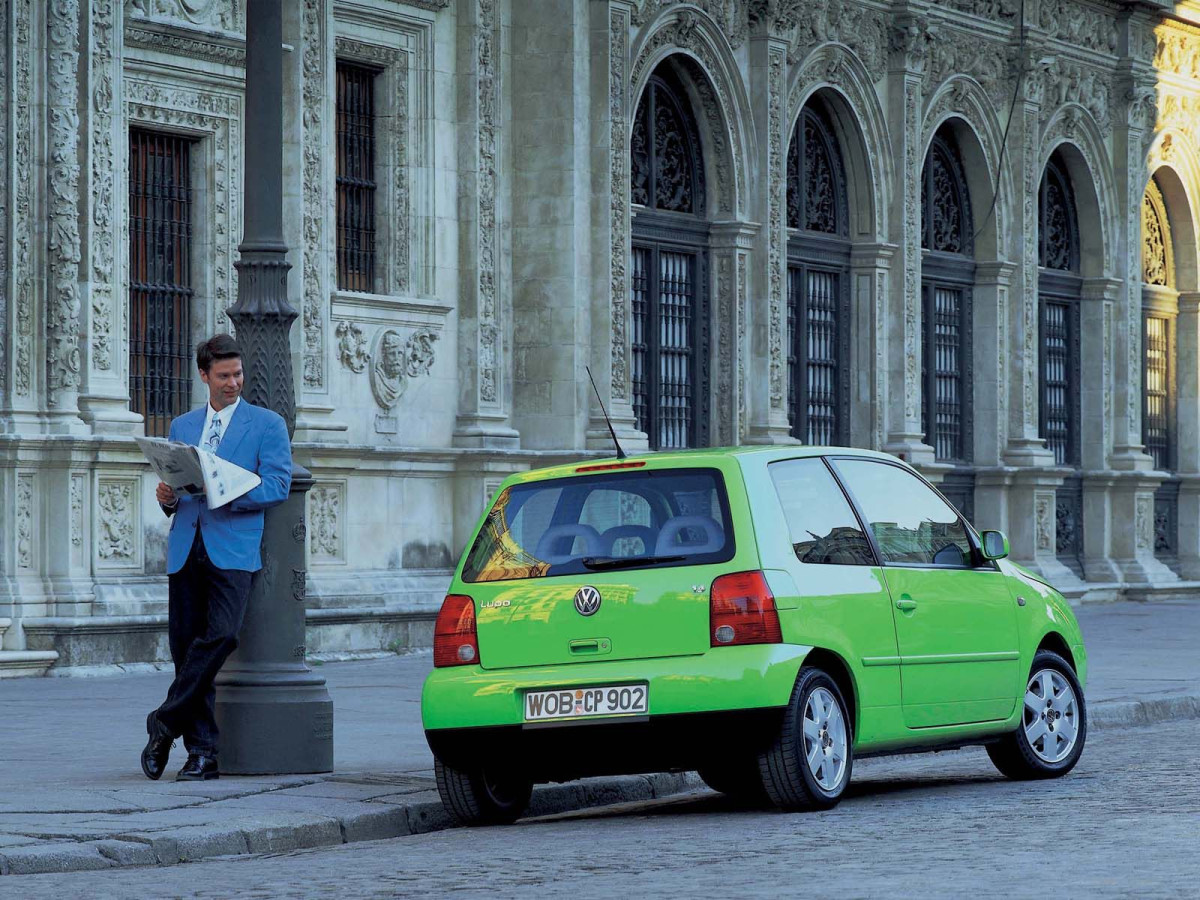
[91,0,118,372]
[17,474,34,569]
[1142,180,1172,288]
[1157,93,1200,152]
[309,483,342,561]
[1039,0,1117,55]
[1155,27,1200,81]
[71,473,85,549]
[476,0,500,406]
[47,0,84,407]
[97,479,136,563]
[1042,61,1110,129]
[1021,106,1039,432]
[609,7,630,402]
[126,81,239,335]
[0,1,7,393]
[369,327,439,412]
[902,83,921,427]
[716,253,734,444]
[767,46,785,411]
[13,0,33,397]
[1135,496,1152,551]
[1102,301,1111,454]
[923,26,1007,104]
[336,321,370,373]
[737,254,748,439]
[635,1,749,47]
[780,0,889,79]
[875,269,886,448]
[124,21,245,66]
[124,0,242,33]
[1035,494,1054,552]
[302,0,326,389]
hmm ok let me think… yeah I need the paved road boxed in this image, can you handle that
[8,719,1197,900]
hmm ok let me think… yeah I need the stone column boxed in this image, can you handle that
[710,223,757,446]
[742,23,792,445]
[77,0,141,434]
[1176,292,1200,577]
[881,16,933,465]
[849,243,897,451]
[1079,278,1121,582]
[454,0,519,448]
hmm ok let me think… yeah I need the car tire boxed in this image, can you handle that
[987,649,1087,781]
[434,758,533,826]
[758,667,853,812]
[697,758,769,803]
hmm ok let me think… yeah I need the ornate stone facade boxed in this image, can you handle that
[3,0,1200,671]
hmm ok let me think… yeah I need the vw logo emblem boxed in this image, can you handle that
[574,585,602,617]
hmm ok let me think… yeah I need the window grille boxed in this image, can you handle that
[1144,315,1171,470]
[786,101,850,445]
[629,64,710,450]
[129,130,194,437]
[336,61,378,291]
[1041,299,1073,465]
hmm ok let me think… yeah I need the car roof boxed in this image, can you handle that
[506,445,908,486]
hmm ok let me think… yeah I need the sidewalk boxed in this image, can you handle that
[0,599,1197,877]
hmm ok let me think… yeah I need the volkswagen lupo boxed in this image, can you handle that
[422,447,1087,824]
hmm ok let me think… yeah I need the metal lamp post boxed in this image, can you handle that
[214,0,333,774]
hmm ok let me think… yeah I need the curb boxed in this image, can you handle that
[0,772,694,877]
[2,694,1198,878]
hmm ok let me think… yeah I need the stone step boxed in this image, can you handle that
[0,650,60,678]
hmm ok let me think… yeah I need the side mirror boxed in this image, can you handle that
[980,530,1009,560]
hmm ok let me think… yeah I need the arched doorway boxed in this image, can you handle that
[1038,151,1084,575]
[785,98,851,446]
[921,125,976,520]
[1142,175,1180,565]
[629,62,711,450]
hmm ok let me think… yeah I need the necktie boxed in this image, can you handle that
[206,415,222,451]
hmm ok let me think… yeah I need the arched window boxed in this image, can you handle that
[1038,152,1083,574]
[920,128,975,519]
[1142,176,1179,562]
[786,100,850,445]
[630,65,710,450]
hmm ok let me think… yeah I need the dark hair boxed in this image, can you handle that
[196,334,243,372]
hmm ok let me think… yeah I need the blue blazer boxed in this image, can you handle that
[164,401,292,574]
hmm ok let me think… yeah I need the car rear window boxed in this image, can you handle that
[461,468,735,583]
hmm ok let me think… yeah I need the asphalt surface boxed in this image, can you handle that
[6,717,1197,899]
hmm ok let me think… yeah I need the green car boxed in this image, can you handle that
[422,447,1088,824]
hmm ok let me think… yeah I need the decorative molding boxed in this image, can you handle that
[0,0,8,393]
[1041,60,1110,129]
[1035,493,1054,552]
[1154,25,1200,81]
[124,0,242,33]
[1039,0,1117,55]
[1142,179,1173,288]
[476,0,500,406]
[634,0,748,49]
[1135,495,1152,551]
[308,482,343,562]
[1102,300,1112,455]
[17,474,34,569]
[610,7,630,402]
[13,0,34,397]
[335,320,371,373]
[96,478,136,564]
[737,253,748,439]
[716,253,733,444]
[902,82,921,426]
[302,0,326,388]
[767,45,785,411]
[47,0,85,407]
[91,0,118,373]
[125,80,240,335]
[923,26,1006,104]
[124,19,246,66]
[784,0,889,78]
[1021,105,1039,431]
[369,327,439,412]
[874,269,886,448]
[70,473,85,549]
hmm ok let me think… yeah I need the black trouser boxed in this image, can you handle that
[156,530,252,755]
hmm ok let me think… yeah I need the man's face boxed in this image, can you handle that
[200,356,244,411]
[382,335,404,376]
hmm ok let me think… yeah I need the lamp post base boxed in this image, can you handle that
[214,673,333,774]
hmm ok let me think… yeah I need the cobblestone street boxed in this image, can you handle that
[8,718,1197,900]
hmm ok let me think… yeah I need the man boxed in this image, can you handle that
[142,334,292,781]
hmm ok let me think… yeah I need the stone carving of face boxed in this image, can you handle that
[381,332,405,378]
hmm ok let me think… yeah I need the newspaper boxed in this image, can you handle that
[136,437,261,510]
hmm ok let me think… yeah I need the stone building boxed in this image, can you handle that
[2,0,1200,674]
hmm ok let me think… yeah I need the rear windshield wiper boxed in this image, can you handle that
[580,554,687,571]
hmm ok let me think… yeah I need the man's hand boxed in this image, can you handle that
[156,482,178,506]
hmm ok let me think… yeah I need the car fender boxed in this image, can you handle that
[1000,559,1088,688]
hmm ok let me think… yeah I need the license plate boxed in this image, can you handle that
[524,683,648,722]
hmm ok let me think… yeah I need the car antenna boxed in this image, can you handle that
[585,365,627,460]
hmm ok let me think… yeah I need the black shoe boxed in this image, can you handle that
[175,753,219,781]
[141,712,174,781]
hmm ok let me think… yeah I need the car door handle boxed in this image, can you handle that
[895,596,918,612]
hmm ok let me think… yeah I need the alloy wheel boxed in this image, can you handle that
[1023,667,1080,764]
[802,686,848,792]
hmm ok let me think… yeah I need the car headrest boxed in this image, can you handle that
[599,524,657,556]
[534,523,602,564]
[654,515,725,556]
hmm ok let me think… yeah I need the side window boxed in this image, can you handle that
[769,458,874,566]
[834,459,973,567]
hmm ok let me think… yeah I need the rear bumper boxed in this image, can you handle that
[423,644,809,780]
[426,707,787,781]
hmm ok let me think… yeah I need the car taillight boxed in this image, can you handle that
[710,571,782,647]
[433,594,479,668]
